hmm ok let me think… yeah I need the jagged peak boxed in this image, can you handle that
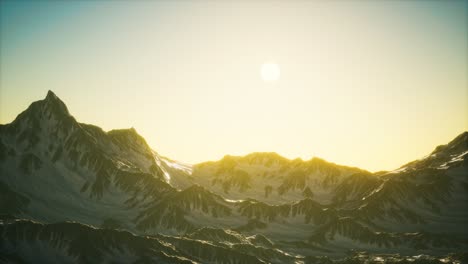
[8,90,72,127]
[107,127,150,149]
[108,127,139,136]
[392,131,468,170]
[396,131,468,170]
[431,131,468,155]
[45,90,58,100]
[217,152,290,165]
[41,90,70,116]
[245,152,283,158]
[244,152,289,161]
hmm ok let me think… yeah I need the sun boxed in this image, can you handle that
[260,63,280,82]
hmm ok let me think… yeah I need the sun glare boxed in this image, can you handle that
[260,63,280,82]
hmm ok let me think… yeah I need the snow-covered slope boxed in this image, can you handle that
[1,91,467,263]
[0,91,174,230]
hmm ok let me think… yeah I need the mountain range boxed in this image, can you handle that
[1,91,467,263]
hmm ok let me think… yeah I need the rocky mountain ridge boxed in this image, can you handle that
[0,91,467,263]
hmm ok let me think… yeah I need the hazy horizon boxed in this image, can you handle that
[1,1,467,172]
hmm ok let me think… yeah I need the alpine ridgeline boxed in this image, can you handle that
[1,91,467,264]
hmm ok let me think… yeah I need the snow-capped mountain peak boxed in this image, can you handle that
[1,91,467,263]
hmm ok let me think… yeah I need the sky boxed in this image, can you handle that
[1,1,467,172]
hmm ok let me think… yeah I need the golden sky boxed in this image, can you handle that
[1,1,467,171]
